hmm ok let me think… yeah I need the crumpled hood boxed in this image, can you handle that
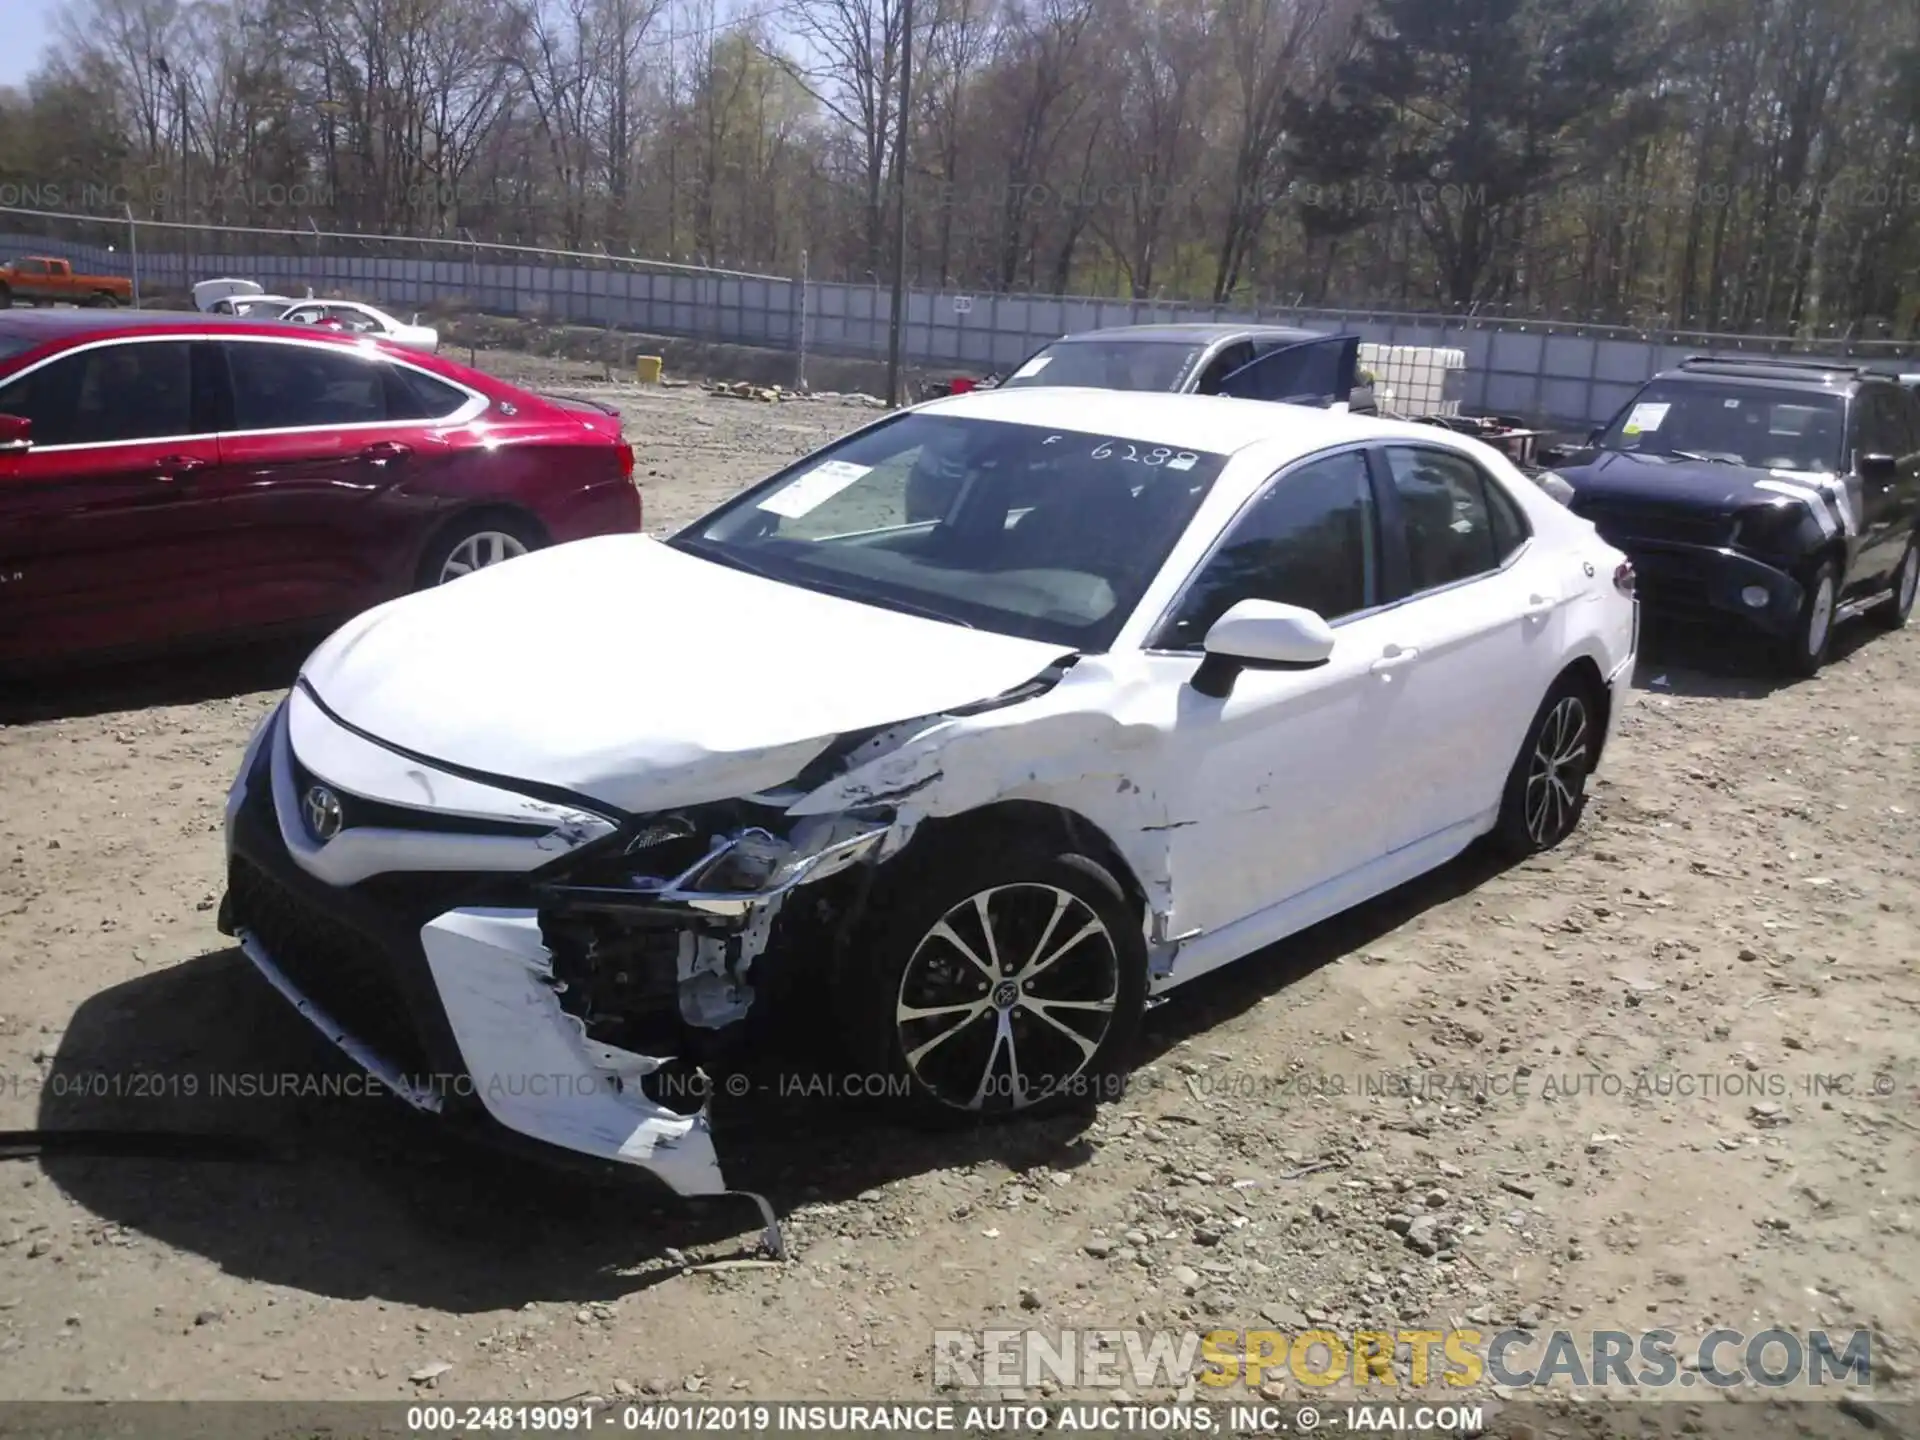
[1560,449,1785,510]
[1561,449,1861,537]
[300,534,1075,815]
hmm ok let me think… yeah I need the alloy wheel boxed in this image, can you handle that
[1805,573,1836,657]
[1899,547,1918,616]
[439,530,529,583]
[1525,695,1590,846]
[894,884,1120,1113]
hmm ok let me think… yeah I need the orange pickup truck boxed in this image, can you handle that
[0,256,132,307]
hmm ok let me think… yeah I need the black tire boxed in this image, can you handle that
[839,826,1148,1126]
[1873,536,1918,632]
[0,286,11,309]
[414,510,546,589]
[1777,558,1838,677]
[1491,672,1600,861]
[91,292,120,308]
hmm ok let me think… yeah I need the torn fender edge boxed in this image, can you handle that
[783,674,1183,979]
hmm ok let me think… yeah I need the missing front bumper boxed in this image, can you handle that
[235,908,786,1256]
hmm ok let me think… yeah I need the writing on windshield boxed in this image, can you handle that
[673,412,1229,652]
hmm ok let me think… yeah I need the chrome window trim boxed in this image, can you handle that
[0,331,486,454]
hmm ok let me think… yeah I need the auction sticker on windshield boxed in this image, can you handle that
[757,460,872,518]
[1622,402,1670,436]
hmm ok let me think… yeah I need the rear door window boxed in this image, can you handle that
[1382,445,1509,593]
[223,341,411,430]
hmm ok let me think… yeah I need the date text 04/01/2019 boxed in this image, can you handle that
[405,1403,1255,1434]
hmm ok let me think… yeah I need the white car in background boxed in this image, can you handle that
[192,277,306,316]
[219,388,1636,1234]
[278,298,439,354]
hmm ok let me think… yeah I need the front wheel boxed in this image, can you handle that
[841,831,1148,1123]
[1777,560,1837,677]
[1491,674,1598,860]
[1873,537,1918,631]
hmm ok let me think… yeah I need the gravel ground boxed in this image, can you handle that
[1,354,1916,1415]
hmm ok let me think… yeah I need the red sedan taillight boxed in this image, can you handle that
[1614,560,1635,597]
[619,441,636,483]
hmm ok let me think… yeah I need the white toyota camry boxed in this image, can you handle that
[219,387,1636,1229]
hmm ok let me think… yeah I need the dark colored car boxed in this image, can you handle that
[1541,355,1920,675]
[907,323,1374,520]
[0,310,642,669]
[994,322,1373,409]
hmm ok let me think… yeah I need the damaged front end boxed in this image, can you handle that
[534,800,905,1053]
[225,648,1088,1260]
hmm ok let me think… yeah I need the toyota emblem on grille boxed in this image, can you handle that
[303,785,345,841]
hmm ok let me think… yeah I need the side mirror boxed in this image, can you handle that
[1859,453,1899,482]
[1191,599,1334,698]
[1586,426,1604,446]
[0,413,30,454]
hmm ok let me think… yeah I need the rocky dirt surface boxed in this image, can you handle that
[0,370,1916,1421]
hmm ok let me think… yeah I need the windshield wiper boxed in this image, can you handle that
[802,576,978,629]
[682,542,785,585]
[1666,449,1743,466]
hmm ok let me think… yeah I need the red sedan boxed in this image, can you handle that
[0,310,642,668]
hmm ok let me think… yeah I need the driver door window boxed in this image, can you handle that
[1157,449,1379,649]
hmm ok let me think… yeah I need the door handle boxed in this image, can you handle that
[152,454,209,483]
[1371,644,1420,675]
[1524,592,1557,619]
[362,441,412,466]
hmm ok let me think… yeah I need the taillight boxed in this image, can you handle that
[619,441,636,483]
[1613,560,1635,597]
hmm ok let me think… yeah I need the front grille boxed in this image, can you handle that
[1636,572,1712,610]
[1579,503,1728,549]
[229,856,433,1077]
[289,757,556,840]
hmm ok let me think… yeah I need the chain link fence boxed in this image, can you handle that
[5,206,1919,426]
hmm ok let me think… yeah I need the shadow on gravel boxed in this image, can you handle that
[32,844,1504,1311]
[1629,611,1881,700]
[0,635,314,725]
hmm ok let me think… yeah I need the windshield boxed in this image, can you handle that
[672,412,1230,651]
[1596,381,1845,472]
[997,340,1201,393]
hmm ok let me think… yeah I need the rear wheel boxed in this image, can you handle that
[416,512,544,588]
[1491,674,1598,860]
[1777,560,1837,677]
[1873,537,1918,631]
[0,285,11,309]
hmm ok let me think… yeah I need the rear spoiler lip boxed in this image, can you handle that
[538,391,622,417]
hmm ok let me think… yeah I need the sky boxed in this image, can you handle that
[0,0,59,89]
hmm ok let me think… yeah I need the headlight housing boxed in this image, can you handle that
[1534,470,1576,506]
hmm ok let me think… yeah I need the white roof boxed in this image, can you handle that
[917,385,1460,459]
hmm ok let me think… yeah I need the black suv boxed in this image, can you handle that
[1542,356,1920,674]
